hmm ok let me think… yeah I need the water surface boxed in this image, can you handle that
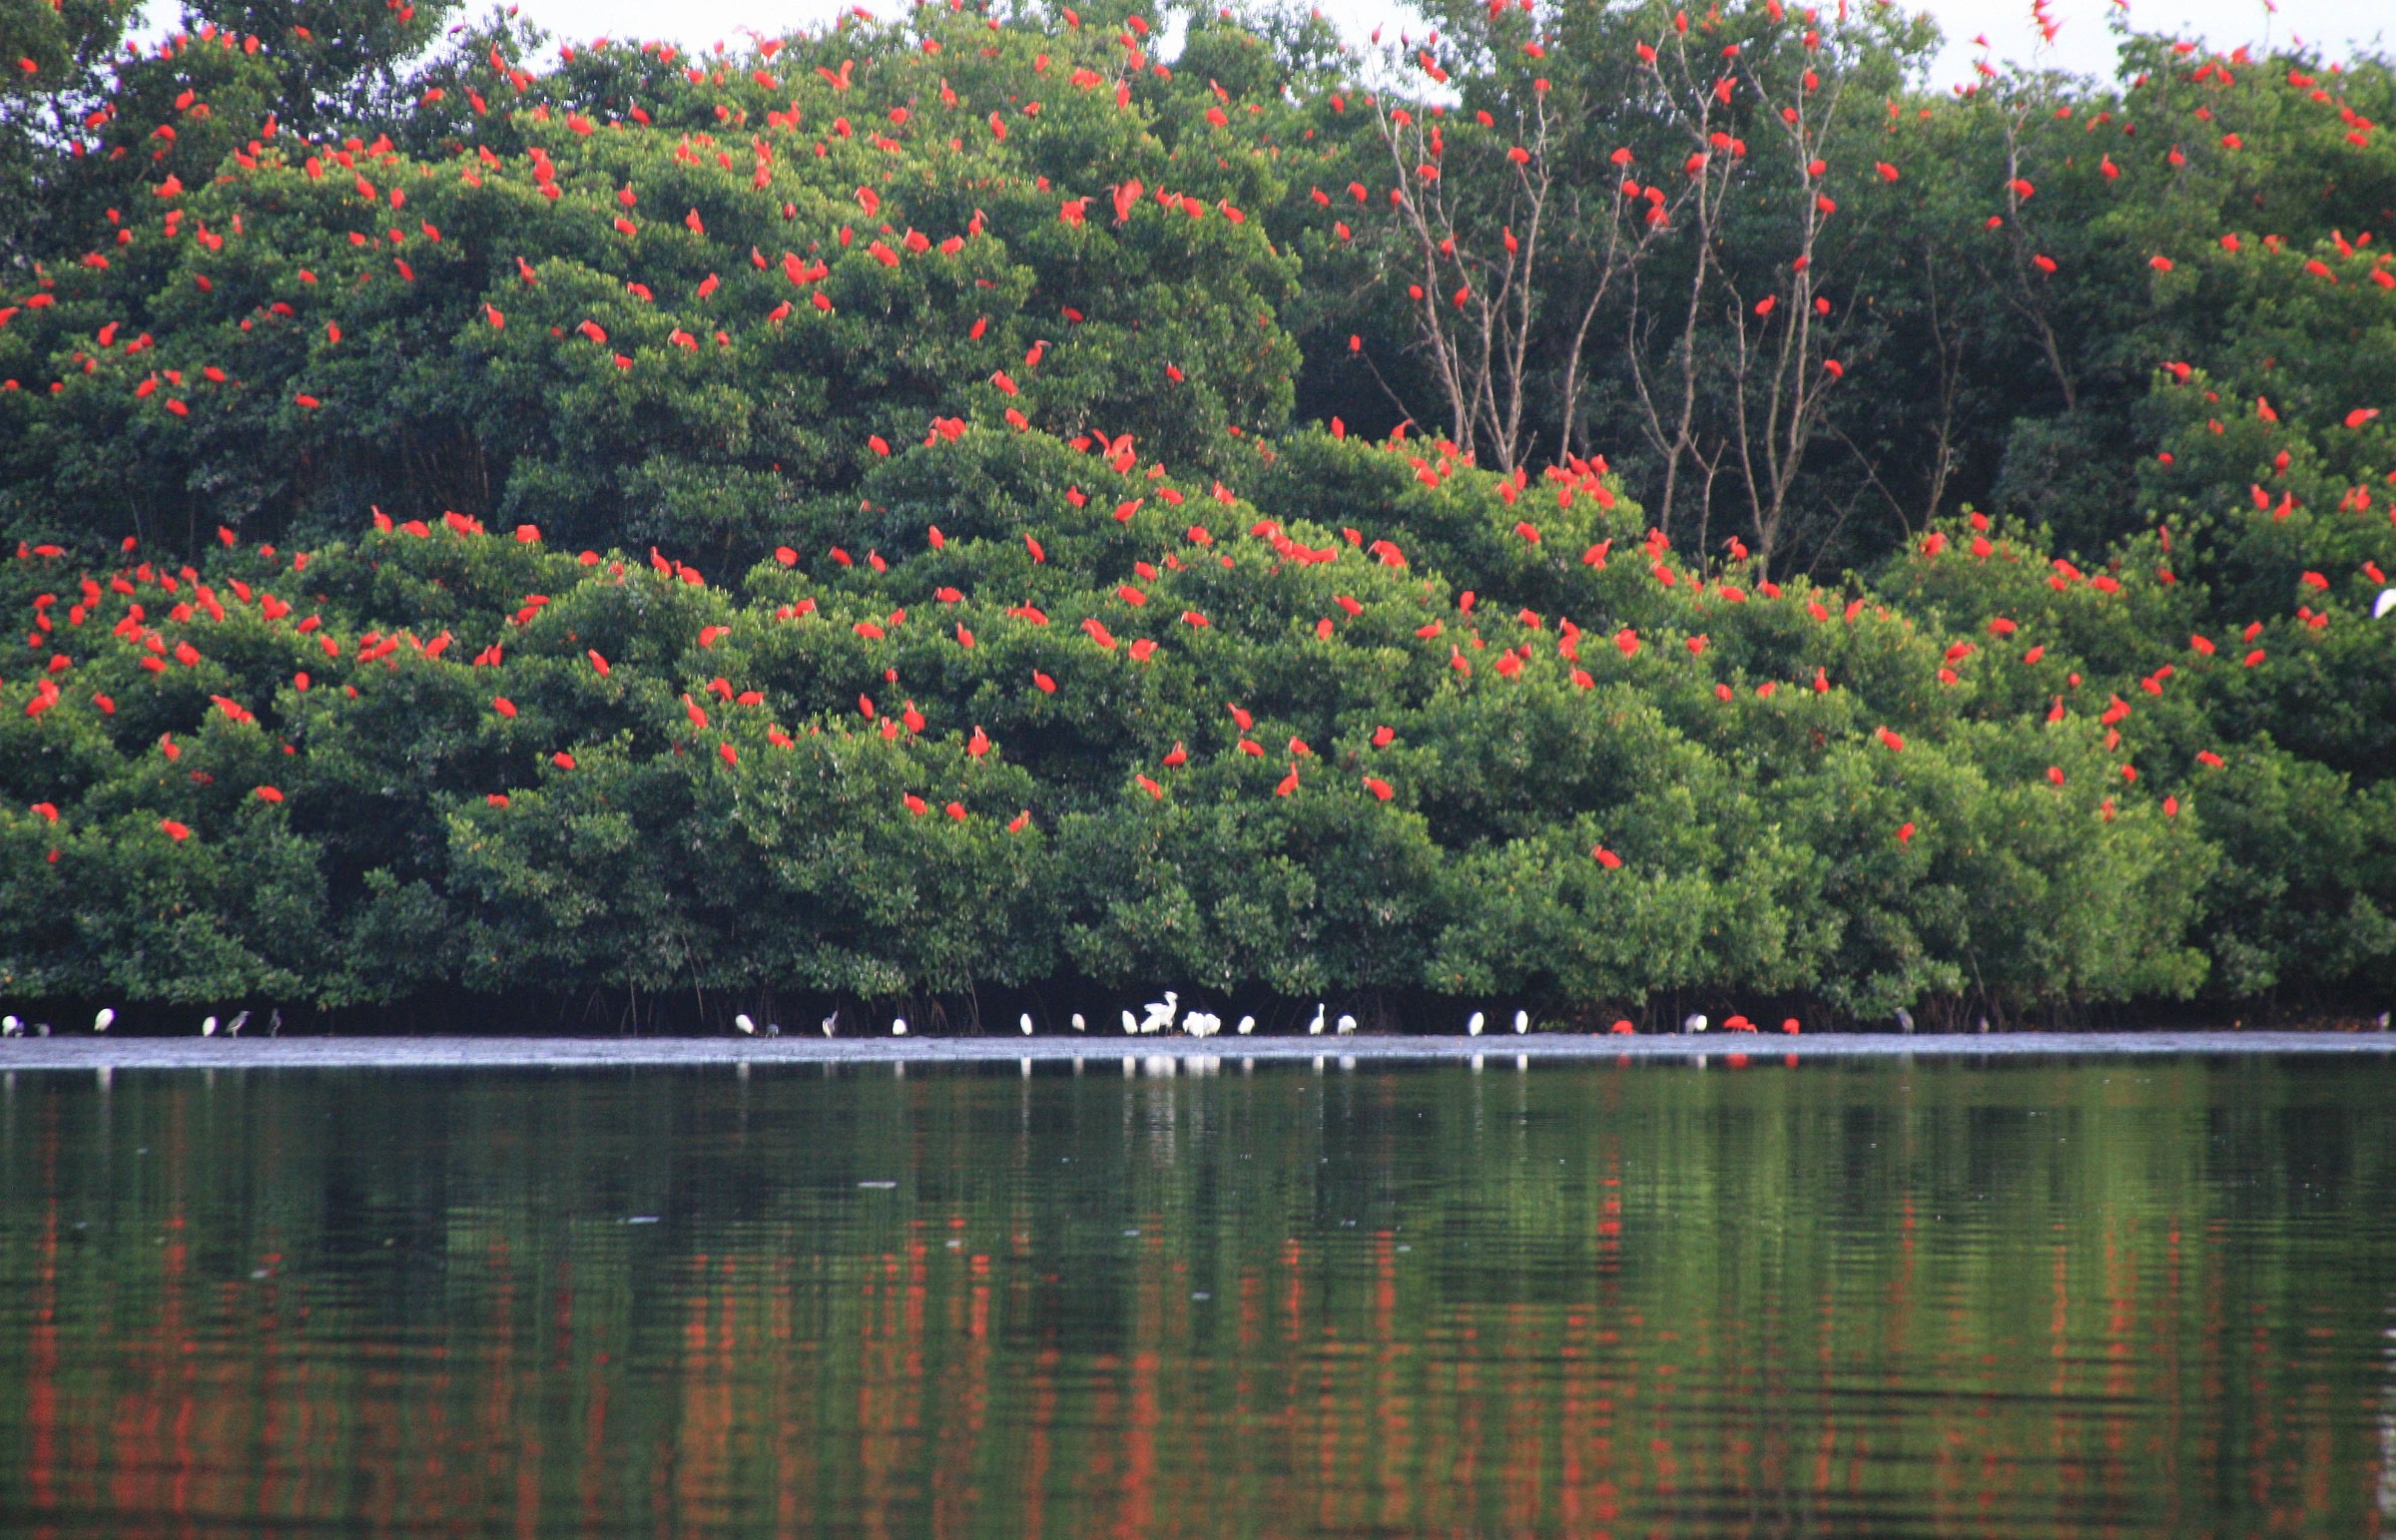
[1,1056,2390,1535]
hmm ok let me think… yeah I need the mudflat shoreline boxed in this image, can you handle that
[0,1031,2390,1072]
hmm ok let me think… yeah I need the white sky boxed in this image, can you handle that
[460,0,2388,84]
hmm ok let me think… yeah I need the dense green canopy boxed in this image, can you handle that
[0,0,2389,1025]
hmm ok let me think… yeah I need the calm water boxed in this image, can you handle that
[0,1056,2390,1537]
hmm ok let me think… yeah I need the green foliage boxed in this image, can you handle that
[0,2,2391,1020]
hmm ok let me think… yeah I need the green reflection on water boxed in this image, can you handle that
[0,1057,2390,1537]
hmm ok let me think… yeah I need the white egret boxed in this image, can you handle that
[1121,1010,1139,1034]
[1236,1015,1256,1035]
[1139,991,1179,1033]
[1020,1013,1034,1035]
[1467,1011,1484,1037]
[893,1016,907,1036]
[1682,1012,1707,1034]
[1,1015,19,1037]
[1071,1013,1086,1032]
[2376,588,2396,620]
[94,1008,115,1033]
[822,1011,839,1037]
[201,1015,219,1036]
[735,1012,757,1035]
[1307,1004,1326,1035]
[1513,1009,1529,1035]
[1336,1013,1357,1035]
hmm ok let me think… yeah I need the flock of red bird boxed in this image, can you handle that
[1,0,2390,1025]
